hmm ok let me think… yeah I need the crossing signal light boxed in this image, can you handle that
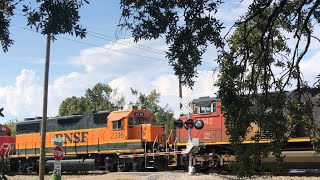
[194,120,204,130]
[184,119,194,130]
[174,120,184,129]
[161,124,165,131]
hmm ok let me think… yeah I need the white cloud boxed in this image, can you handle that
[1,21,319,123]
[0,69,42,119]
[1,35,317,122]
[300,51,320,85]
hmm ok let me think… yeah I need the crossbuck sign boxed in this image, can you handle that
[180,97,193,114]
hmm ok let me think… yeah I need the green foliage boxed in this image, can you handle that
[23,0,88,39]
[59,96,88,116]
[0,0,15,52]
[85,82,113,111]
[111,88,126,108]
[217,0,320,177]
[59,83,125,116]
[130,88,175,130]
[4,118,18,137]
[119,0,224,88]
[50,174,61,180]
[0,0,89,52]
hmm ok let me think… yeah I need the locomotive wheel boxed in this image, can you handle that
[109,164,118,172]
[118,166,130,172]
[132,161,144,172]
[118,162,130,172]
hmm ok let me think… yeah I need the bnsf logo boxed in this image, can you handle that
[55,132,88,143]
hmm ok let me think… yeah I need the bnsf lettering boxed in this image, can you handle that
[55,132,88,143]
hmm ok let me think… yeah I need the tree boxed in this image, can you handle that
[120,0,320,177]
[85,83,113,111]
[111,88,126,108]
[217,1,320,176]
[0,0,88,52]
[4,118,18,137]
[130,88,175,130]
[59,96,88,116]
[59,83,125,116]
[119,0,224,88]
[0,0,15,52]
[20,1,90,179]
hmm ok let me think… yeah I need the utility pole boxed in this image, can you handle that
[179,75,182,110]
[39,33,51,180]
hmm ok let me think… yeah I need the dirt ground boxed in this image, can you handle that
[6,172,320,180]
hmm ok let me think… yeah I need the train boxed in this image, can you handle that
[0,92,319,173]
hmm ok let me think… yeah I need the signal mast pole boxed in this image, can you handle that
[180,75,195,174]
[187,102,194,174]
[179,75,182,110]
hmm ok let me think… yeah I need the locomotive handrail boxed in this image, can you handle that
[166,129,173,152]
[152,135,159,153]
[173,137,178,151]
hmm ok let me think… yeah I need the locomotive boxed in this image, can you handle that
[176,94,320,171]
[0,92,319,173]
[0,124,15,157]
[8,105,167,172]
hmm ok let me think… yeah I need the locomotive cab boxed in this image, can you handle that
[178,96,227,143]
[107,105,166,152]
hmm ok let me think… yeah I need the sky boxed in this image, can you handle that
[0,0,319,121]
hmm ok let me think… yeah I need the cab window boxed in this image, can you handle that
[128,117,134,126]
[113,120,122,130]
[195,102,217,114]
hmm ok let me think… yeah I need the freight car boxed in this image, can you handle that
[8,105,167,173]
[175,93,320,171]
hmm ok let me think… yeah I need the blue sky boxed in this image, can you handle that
[0,0,319,121]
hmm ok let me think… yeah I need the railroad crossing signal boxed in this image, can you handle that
[174,120,184,129]
[0,108,4,117]
[180,97,193,114]
[174,119,205,130]
[184,119,195,130]
[194,120,204,130]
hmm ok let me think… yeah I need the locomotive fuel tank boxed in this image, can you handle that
[46,159,100,172]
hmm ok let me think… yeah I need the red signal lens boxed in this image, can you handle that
[184,119,194,130]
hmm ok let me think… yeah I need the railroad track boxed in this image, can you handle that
[5,170,108,176]
[5,169,320,177]
[216,171,320,177]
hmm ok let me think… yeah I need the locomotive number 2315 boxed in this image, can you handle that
[111,132,125,139]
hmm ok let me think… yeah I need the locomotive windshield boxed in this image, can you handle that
[192,96,217,114]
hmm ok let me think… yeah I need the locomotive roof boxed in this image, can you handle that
[192,96,219,106]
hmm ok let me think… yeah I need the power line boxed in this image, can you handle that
[85,30,217,68]
[13,8,217,68]
[13,25,216,68]
[15,25,167,62]
[87,30,167,55]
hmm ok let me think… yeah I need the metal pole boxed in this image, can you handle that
[39,33,51,180]
[179,75,182,110]
[187,102,194,174]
